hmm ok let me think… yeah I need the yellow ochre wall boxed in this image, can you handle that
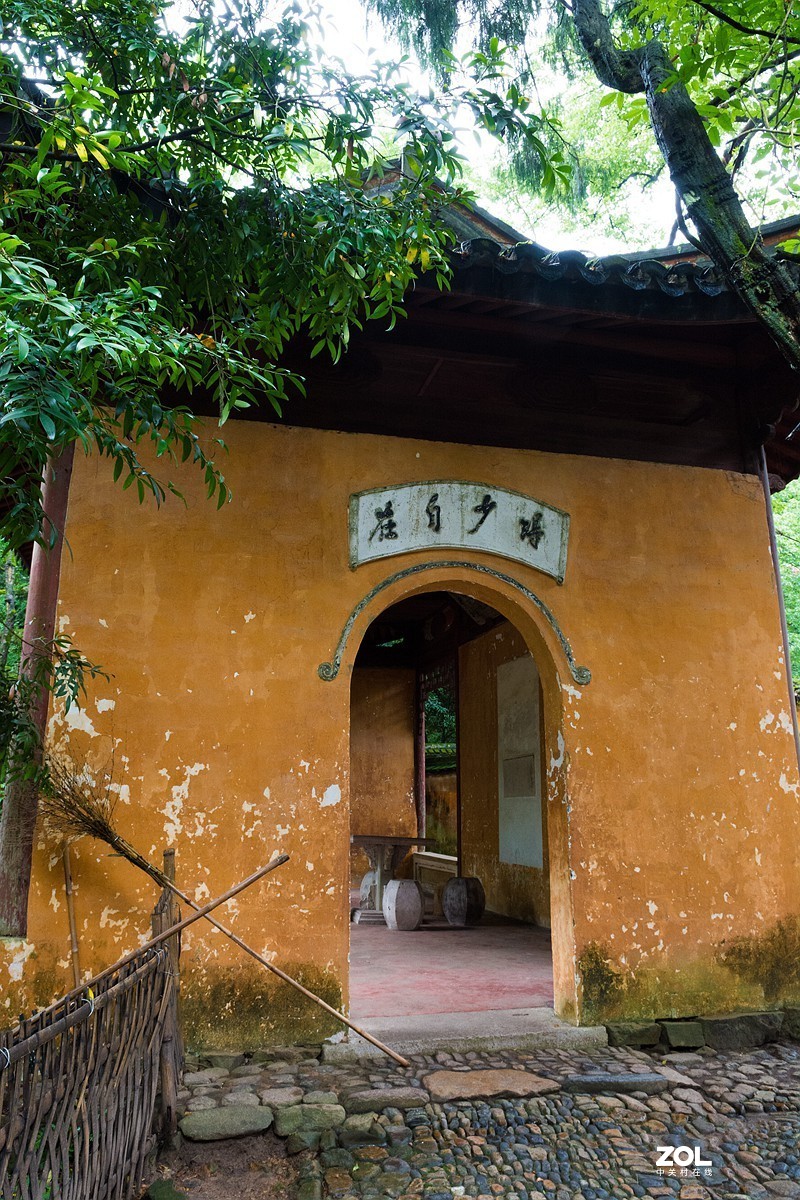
[2,421,800,1039]
[460,623,551,927]
[349,667,416,882]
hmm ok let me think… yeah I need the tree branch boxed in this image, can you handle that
[571,0,800,373]
[689,0,800,46]
[572,0,645,93]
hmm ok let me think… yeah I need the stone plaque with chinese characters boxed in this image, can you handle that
[349,481,569,582]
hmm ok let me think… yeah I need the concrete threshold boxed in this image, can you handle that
[323,1006,607,1061]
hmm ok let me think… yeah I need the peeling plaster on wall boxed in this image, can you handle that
[49,889,60,913]
[64,705,99,737]
[7,942,34,981]
[22,427,800,1039]
[191,812,208,838]
[320,784,341,808]
[99,907,131,937]
[108,782,131,805]
[549,731,565,773]
[95,698,115,713]
[163,761,208,845]
[760,709,794,734]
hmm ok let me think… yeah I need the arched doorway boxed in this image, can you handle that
[346,582,571,1031]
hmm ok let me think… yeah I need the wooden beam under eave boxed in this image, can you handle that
[402,306,737,369]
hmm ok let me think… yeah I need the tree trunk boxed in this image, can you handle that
[0,446,75,937]
[572,0,800,374]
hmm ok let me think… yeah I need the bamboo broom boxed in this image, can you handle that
[40,755,410,1067]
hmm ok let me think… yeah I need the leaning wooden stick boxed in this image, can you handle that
[52,855,289,1012]
[154,863,408,1067]
[41,763,411,1067]
[62,846,81,987]
[1,858,289,1068]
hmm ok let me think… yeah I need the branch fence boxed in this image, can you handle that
[0,867,181,1200]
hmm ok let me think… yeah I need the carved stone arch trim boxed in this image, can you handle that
[318,559,591,685]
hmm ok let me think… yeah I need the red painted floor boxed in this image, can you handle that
[349,913,554,1019]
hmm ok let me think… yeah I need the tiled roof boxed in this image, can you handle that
[450,233,800,302]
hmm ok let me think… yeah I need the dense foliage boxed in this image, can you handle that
[368,0,800,373]
[0,0,556,933]
[425,685,457,745]
[772,481,800,685]
[0,0,550,552]
[0,540,26,802]
[369,0,800,224]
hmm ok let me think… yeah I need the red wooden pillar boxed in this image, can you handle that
[414,670,426,839]
[0,446,75,935]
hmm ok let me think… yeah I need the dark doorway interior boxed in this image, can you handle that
[349,591,554,1020]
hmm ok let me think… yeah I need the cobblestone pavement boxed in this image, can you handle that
[178,1041,800,1200]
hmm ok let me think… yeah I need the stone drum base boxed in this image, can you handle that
[382,879,424,931]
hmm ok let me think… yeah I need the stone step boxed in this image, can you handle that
[351,909,386,925]
[322,1006,607,1060]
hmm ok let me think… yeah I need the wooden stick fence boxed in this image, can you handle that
[0,944,172,1200]
[0,856,285,1200]
[150,849,182,1142]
